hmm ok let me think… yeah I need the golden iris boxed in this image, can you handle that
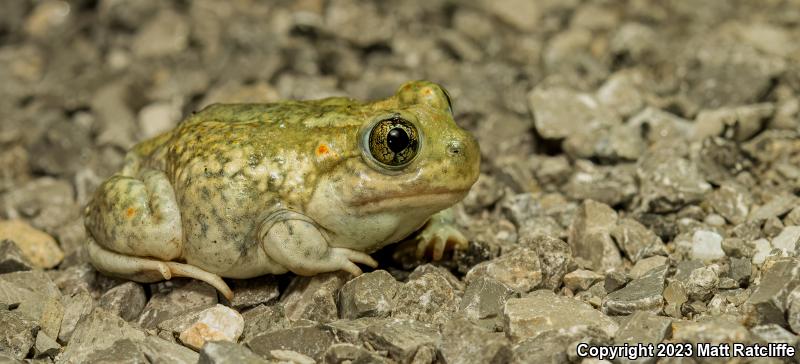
[368,117,419,168]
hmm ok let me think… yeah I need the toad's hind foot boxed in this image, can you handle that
[87,237,233,300]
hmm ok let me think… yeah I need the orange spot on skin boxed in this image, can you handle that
[125,207,136,218]
[316,144,329,156]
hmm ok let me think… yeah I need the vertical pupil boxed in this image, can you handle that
[387,128,409,153]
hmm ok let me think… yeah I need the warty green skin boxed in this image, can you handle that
[84,80,480,298]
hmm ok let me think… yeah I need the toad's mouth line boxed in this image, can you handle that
[348,188,470,209]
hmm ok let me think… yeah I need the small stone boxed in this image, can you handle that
[322,317,379,344]
[575,282,608,308]
[268,350,315,364]
[671,316,751,344]
[0,309,39,360]
[729,258,752,286]
[563,269,603,292]
[2,176,80,231]
[521,327,611,362]
[531,155,572,189]
[568,200,622,271]
[53,263,96,297]
[692,103,775,142]
[59,308,147,363]
[98,282,146,321]
[440,318,512,364]
[717,277,739,290]
[629,256,669,280]
[563,123,647,162]
[721,237,754,259]
[772,226,800,253]
[690,230,725,260]
[360,318,440,363]
[707,182,752,225]
[563,161,638,207]
[325,0,394,46]
[240,304,288,343]
[788,287,800,333]
[392,269,458,325]
[248,325,336,362]
[158,304,244,351]
[744,257,800,326]
[708,289,748,315]
[602,265,667,315]
[748,192,799,223]
[58,291,95,343]
[83,338,148,364]
[610,21,657,62]
[461,174,505,213]
[0,240,33,273]
[227,277,280,310]
[674,259,703,282]
[604,271,630,293]
[138,101,182,139]
[704,214,727,227]
[132,9,190,57]
[465,247,542,293]
[32,331,59,359]
[611,218,666,263]
[614,311,671,362]
[663,282,687,320]
[476,0,542,31]
[751,238,773,265]
[323,343,390,364]
[23,0,71,38]
[0,270,63,339]
[763,216,785,237]
[520,235,572,290]
[408,264,464,293]
[137,280,218,329]
[503,290,618,342]
[628,108,692,144]
[751,324,797,348]
[0,219,64,269]
[528,86,619,140]
[596,70,646,118]
[337,270,399,319]
[139,335,198,364]
[636,150,711,213]
[199,341,267,364]
[459,276,519,330]
[685,264,720,301]
[281,272,347,324]
[785,207,800,226]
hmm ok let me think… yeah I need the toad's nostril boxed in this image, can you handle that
[446,141,463,157]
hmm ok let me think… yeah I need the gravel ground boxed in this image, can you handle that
[2,0,800,363]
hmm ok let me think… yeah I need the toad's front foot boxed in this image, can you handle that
[259,210,378,276]
[414,208,469,261]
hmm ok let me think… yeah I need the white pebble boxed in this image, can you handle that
[772,226,800,253]
[690,230,725,260]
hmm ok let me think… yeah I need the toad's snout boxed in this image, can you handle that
[444,130,480,182]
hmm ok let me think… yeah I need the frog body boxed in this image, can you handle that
[84,81,480,299]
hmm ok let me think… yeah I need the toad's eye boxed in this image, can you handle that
[368,117,419,168]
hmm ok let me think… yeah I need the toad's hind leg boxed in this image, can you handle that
[85,168,233,298]
[84,168,183,262]
[87,237,234,300]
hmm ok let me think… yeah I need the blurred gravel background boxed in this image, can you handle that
[2,0,800,363]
